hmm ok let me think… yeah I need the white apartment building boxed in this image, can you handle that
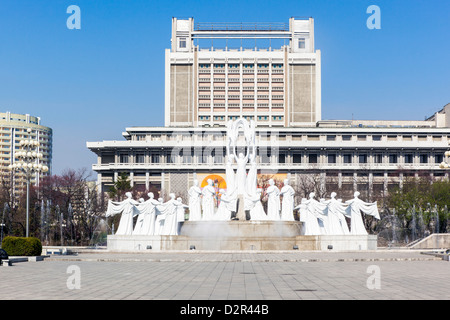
[0,112,52,190]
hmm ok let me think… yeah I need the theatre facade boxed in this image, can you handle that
[87,17,450,202]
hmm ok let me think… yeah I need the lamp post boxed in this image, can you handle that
[8,128,48,237]
[0,203,8,246]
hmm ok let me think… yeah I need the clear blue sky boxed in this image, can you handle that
[0,0,449,178]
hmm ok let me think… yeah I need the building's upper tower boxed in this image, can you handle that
[165,17,321,128]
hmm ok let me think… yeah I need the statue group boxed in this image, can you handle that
[295,191,380,236]
[186,118,295,223]
[106,191,187,236]
[106,119,380,237]
[186,118,380,235]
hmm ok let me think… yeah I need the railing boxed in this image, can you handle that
[194,22,289,32]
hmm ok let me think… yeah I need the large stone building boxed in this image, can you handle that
[87,17,449,202]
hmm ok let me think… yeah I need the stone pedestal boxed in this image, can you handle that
[236,195,246,221]
[107,221,378,252]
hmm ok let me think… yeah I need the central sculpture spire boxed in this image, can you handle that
[226,118,256,196]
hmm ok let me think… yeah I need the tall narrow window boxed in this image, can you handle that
[136,154,145,164]
[343,154,352,164]
[389,154,398,164]
[119,154,129,164]
[151,154,160,164]
[179,37,186,49]
[374,153,383,164]
[419,154,428,164]
[404,154,413,164]
[309,154,318,164]
[298,38,305,49]
[328,154,336,164]
[359,154,367,164]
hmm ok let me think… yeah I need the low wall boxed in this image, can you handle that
[409,234,450,249]
[107,233,378,252]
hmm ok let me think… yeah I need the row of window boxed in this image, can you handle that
[199,63,284,69]
[130,132,450,142]
[113,152,444,165]
[199,115,284,121]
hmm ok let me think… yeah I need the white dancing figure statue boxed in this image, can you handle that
[345,191,380,235]
[132,198,146,235]
[136,192,162,236]
[227,119,252,197]
[106,192,140,235]
[266,179,281,220]
[188,180,202,221]
[243,142,267,220]
[247,188,268,220]
[224,154,238,215]
[202,179,216,221]
[176,197,188,225]
[280,179,295,221]
[234,152,249,196]
[296,192,327,235]
[224,118,259,220]
[320,192,350,235]
[155,193,183,236]
[215,189,233,221]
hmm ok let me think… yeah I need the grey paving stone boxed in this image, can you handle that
[0,250,449,301]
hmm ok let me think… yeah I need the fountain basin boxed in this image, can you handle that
[107,221,377,251]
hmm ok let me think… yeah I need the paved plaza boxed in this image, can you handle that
[1,249,449,304]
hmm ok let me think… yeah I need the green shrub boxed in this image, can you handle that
[1,236,42,256]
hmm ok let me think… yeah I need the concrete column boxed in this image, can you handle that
[130,171,134,187]
[161,172,166,194]
[97,173,102,195]
[338,172,342,189]
[399,172,404,189]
